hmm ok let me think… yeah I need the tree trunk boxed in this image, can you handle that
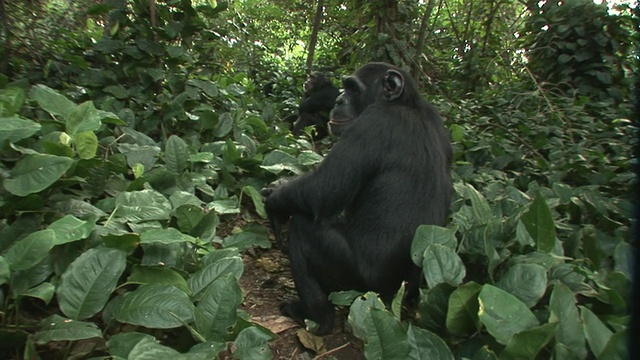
[306,0,325,73]
[412,0,437,79]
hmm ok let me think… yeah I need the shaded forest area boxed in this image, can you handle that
[0,0,637,359]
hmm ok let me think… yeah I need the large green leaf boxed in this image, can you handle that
[363,308,410,360]
[0,87,26,116]
[422,244,466,288]
[478,285,539,345]
[194,273,243,340]
[66,101,101,135]
[3,154,74,196]
[30,85,75,119]
[549,283,586,359]
[75,131,98,159]
[446,281,482,336]
[139,228,197,244]
[499,323,558,359]
[33,314,102,345]
[5,229,56,270]
[348,292,387,340]
[164,135,189,174]
[47,215,95,245]
[126,265,191,294]
[233,326,274,360]
[57,247,127,320]
[187,256,244,298]
[0,256,9,286]
[0,116,41,143]
[521,192,556,253]
[113,284,195,329]
[496,263,547,308]
[580,306,613,357]
[407,325,454,360]
[411,225,457,266]
[114,190,172,223]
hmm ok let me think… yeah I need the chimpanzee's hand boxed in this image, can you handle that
[261,178,292,248]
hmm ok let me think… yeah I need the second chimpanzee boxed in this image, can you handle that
[262,63,452,334]
[285,72,340,140]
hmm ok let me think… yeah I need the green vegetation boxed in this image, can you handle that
[0,0,636,359]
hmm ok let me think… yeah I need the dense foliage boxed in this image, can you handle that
[0,0,636,359]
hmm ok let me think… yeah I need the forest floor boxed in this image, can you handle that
[234,236,366,360]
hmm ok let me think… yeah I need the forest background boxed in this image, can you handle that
[0,0,637,359]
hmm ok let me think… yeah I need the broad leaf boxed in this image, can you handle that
[407,325,454,360]
[0,116,41,143]
[422,244,466,288]
[5,229,55,270]
[66,101,101,135]
[31,85,75,119]
[363,308,410,360]
[139,228,197,244]
[113,284,194,329]
[521,192,556,253]
[496,263,547,308]
[549,283,586,359]
[446,281,481,336]
[4,154,73,196]
[114,190,172,223]
[33,314,102,345]
[126,265,190,294]
[500,323,558,359]
[195,273,243,340]
[47,215,95,245]
[411,225,457,266]
[233,327,274,360]
[75,131,98,159]
[478,285,539,345]
[164,135,189,174]
[187,256,244,298]
[57,247,126,319]
[580,306,612,357]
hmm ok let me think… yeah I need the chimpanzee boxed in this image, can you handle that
[262,62,452,334]
[285,72,340,140]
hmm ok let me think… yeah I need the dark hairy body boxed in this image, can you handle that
[263,62,452,334]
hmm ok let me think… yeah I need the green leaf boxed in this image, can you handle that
[422,244,466,288]
[188,256,244,298]
[66,101,101,135]
[23,282,55,304]
[0,87,26,116]
[499,323,558,360]
[0,116,41,143]
[33,314,102,345]
[363,308,410,360]
[57,247,127,320]
[47,215,95,245]
[5,229,55,270]
[549,283,586,359]
[597,330,629,360]
[465,184,494,224]
[446,281,482,336]
[580,306,613,357]
[164,135,189,174]
[348,292,387,340]
[74,131,98,159]
[407,325,455,360]
[478,285,539,345]
[114,284,195,329]
[114,190,172,223]
[233,326,274,360]
[139,228,197,244]
[175,204,205,233]
[126,265,190,294]
[521,192,556,253]
[411,225,457,266]
[214,113,234,137]
[223,228,271,250]
[31,85,75,119]
[3,154,74,196]
[195,273,243,340]
[242,185,267,219]
[496,264,547,308]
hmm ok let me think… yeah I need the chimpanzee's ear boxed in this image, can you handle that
[382,69,404,101]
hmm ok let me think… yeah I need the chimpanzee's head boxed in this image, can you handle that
[329,63,418,136]
[303,72,330,94]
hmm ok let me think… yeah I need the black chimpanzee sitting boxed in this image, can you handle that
[284,72,340,141]
[262,62,452,334]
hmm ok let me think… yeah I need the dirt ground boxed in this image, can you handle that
[239,246,366,360]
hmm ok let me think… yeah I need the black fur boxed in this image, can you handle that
[264,62,452,334]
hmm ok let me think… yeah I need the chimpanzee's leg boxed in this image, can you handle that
[281,213,360,334]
